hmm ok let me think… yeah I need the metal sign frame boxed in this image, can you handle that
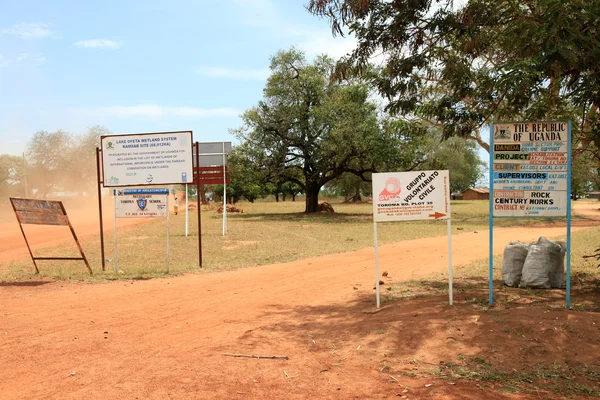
[100,131,194,188]
[195,142,232,236]
[9,198,92,275]
[95,135,203,272]
[371,170,452,308]
[488,120,572,308]
[113,188,170,273]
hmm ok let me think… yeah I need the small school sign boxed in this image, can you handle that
[114,188,169,218]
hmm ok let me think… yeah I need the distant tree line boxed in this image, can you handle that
[0,126,109,199]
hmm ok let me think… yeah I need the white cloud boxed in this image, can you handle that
[298,33,357,59]
[70,105,239,119]
[197,67,270,80]
[74,39,123,49]
[1,23,56,39]
[0,52,46,67]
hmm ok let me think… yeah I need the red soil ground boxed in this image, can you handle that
[0,202,599,399]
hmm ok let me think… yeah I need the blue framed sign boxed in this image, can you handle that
[489,121,572,307]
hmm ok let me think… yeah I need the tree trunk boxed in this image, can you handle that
[282,193,287,202]
[292,194,296,202]
[199,185,207,203]
[275,192,279,202]
[305,185,320,213]
[344,182,363,203]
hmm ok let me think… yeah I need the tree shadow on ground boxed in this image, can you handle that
[246,276,600,398]
[0,280,52,287]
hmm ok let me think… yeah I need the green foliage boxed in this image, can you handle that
[232,48,422,212]
[572,150,600,197]
[225,143,273,203]
[308,0,600,154]
[421,136,486,193]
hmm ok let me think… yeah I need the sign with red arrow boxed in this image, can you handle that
[371,169,453,310]
[372,170,450,222]
[429,212,446,219]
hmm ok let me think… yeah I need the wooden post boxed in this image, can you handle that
[96,147,106,271]
[195,142,203,267]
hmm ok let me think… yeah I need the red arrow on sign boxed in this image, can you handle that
[428,212,446,219]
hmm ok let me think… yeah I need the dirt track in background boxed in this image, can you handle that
[0,203,599,399]
[0,202,150,263]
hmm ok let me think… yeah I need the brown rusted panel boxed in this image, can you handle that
[195,178,231,185]
[16,212,70,226]
[10,198,65,215]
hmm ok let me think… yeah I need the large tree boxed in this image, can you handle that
[308,0,600,153]
[233,48,407,212]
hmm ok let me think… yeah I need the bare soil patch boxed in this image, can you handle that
[0,201,599,398]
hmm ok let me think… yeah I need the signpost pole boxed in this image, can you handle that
[222,143,227,236]
[185,183,189,237]
[195,142,203,267]
[373,222,381,309]
[489,122,494,306]
[10,200,40,274]
[447,218,453,305]
[114,192,119,273]
[566,120,572,309]
[167,195,170,273]
[96,147,106,271]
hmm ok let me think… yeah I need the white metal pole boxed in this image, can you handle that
[185,183,189,237]
[114,192,118,273]
[373,222,381,308]
[167,194,170,273]
[222,143,227,236]
[447,218,453,305]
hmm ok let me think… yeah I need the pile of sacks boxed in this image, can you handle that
[502,237,566,289]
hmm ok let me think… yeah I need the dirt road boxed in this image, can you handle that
[0,202,150,263]
[1,203,599,399]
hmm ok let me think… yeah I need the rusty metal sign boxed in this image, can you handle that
[9,198,93,275]
[11,198,70,225]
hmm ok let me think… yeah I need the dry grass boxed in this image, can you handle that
[0,198,591,281]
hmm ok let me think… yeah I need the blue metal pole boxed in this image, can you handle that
[566,120,572,309]
[489,122,495,306]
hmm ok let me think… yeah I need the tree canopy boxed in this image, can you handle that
[308,0,600,154]
[232,48,430,212]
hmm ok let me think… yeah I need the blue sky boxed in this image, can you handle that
[0,0,357,156]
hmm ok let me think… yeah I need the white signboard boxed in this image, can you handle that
[115,189,169,218]
[198,154,227,167]
[193,142,232,167]
[372,170,450,222]
[492,121,569,217]
[198,142,232,154]
[101,131,193,187]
